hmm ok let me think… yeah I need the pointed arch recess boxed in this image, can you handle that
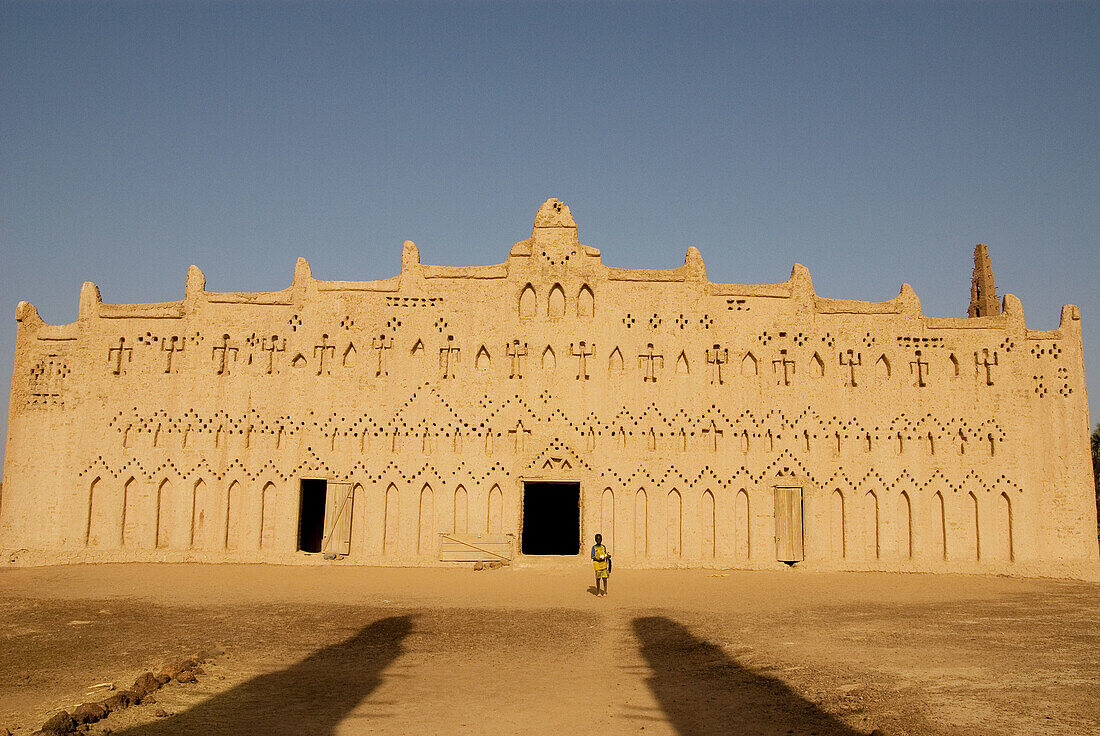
[734,489,750,559]
[741,352,758,376]
[667,489,682,558]
[384,483,400,555]
[967,491,980,561]
[86,476,104,547]
[122,476,140,548]
[932,491,947,560]
[156,478,174,549]
[519,284,536,318]
[578,284,594,317]
[676,351,689,376]
[191,478,207,549]
[995,492,1014,562]
[488,484,503,534]
[260,482,278,550]
[418,484,435,555]
[810,352,825,377]
[609,347,624,374]
[701,490,716,559]
[863,490,880,560]
[475,346,491,371]
[875,354,891,378]
[635,489,648,558]
[453,485,469,534]
[897,491,912,560]
[830,489,846,559]
[225,480,244,550]
[548,283,566,317]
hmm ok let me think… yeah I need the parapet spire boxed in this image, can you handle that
[968,243,1000,318]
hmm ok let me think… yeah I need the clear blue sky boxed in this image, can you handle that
[2,1,1098,467]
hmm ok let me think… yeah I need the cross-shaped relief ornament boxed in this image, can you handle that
[638,343,664,383]
[975,348,998,386]
[212,334,238,375]
[702,419,723,451]
[910,350,929,387]
[108,337,133,376]
[161,336,184,374]
[509,419,531,453]
[262,336,286,374]
[706,344,728,384]
[314,334,336,375]
[507,340,528,379]
[372,334,393,377]
[772,349,795,386]
[439,335,460,379]
[840,349,862,387]
[571,341,593,380]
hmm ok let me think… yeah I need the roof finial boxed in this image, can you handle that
[968,243,1000,317]
[533,198,576,230]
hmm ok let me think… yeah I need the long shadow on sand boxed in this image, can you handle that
[116,615,414,736]
[633,616,863,736]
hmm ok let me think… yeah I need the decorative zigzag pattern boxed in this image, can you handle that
[107,392,1008,443]
[78,449,1022,501]
[88,388,1018,501]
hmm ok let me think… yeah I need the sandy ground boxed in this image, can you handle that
[0,565,1097,736]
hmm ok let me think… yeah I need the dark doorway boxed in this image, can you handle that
[298,479,327,553]
[521,482,581,555]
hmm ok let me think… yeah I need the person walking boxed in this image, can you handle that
[591,533,611,596]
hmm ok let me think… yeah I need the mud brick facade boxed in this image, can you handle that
[3,199,1096,571]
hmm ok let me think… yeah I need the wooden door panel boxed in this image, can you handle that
[323,482,354,556]
[774,486,804,563]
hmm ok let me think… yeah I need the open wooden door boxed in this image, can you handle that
[322,481,354,556]
[774,486,804,563]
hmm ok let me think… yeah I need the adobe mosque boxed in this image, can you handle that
[2,199,1096,572]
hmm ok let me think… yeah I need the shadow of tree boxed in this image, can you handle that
[116,615,414,736]
[632,616,865,736]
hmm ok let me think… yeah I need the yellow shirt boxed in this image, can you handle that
[592,544,609,573]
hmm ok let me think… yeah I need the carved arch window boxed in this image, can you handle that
[548,283,566,317]
[578,284,595,317]
[519,284,536,319]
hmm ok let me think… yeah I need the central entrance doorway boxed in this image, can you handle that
[521,482,581,555]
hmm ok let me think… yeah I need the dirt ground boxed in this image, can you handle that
[0,564,1096,736]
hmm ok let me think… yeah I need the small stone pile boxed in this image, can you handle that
[472,560,507,570]
[36,649,221,735]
